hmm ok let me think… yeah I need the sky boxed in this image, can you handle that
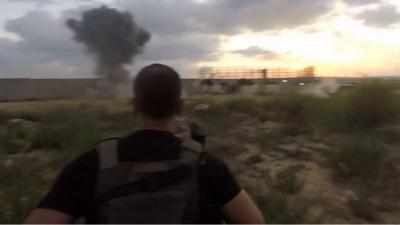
[0,0,399,78]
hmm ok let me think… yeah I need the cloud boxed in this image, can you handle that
[142,34,220,61]
[0,0,337,78]
[0,6,219,78]
[232,46,278,59]
[118,0,335,35]
[8,0,96,5]
[342,0,380,6]
[0,10,92,78]
[356,4,400,27]
[9,0,55,3]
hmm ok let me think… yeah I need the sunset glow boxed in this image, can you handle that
[0,0,399,77]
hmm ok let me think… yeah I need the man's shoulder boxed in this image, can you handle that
[62,149,98,176]
[65,137,122,172]
[198,153,235,180]
[201,153,230,168]
[197,153,241,208]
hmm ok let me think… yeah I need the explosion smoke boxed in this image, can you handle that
[66,6,151,97]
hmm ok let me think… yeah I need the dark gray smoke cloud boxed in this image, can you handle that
[66,5,150,97]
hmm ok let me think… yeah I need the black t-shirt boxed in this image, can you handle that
[37,130,241,223]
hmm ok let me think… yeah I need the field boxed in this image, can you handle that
[2,80,400,223]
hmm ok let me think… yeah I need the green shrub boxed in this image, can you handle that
[0,111,11,123]
[348,198,379,222]
[237,79,254,86]
[326,135,387,181]
[58,115,99,159]
[274,166,304,194]
[31,110,99,160]
[301,80,400,133]
[225,84,239,94]
[31,125,63,150]
[0,158,49,223]
[271,92,315,125]
[0,122,32,154]
[304,96,347,132]
[193,97,260,136]
[13,111,40,122]
[256,193,313,224]
[377,126,400,144]
[342,80,400,130]
[254,130,285,149]
[222,97,259,114]
[200,79,214,87]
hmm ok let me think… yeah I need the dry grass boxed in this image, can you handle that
[1,80,400,223]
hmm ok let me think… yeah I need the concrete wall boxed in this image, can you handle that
[1,77,382,101]
[0,78,199,101]
[0,79,102,101]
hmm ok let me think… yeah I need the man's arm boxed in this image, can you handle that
[25,209,73,224]
[223,190,265,224]
[25,151,97,224]
[199,154,265,224]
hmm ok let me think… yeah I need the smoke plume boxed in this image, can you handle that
[302,78,340,97]
[66,6,151,97]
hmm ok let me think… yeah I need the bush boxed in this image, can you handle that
[256,193,314,223]
[222,97,259,114]
[191,97,262,136]
[0,111,11,123]
[301,80,400,133]
[326,135,387,181]
[377,126,400,144]
[304,96,347,132]
[31,125,63,150]
[196,96,260,115]
[348,198,379,222]
[193,111,233,137]
[13,111,40,122]
[237,79,254,86]
[0,121,36,154]
[341,80,400,130]
[253,130,285,149]
[0,158,50,223]
[30,110,99,160]
[269,92,317,134]
[274,166,304,194]
[200,79,214,87]
[225,84,239,94]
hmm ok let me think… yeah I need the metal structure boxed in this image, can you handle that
[199,66,315,79]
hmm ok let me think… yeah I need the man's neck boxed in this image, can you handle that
[137,116,176,132]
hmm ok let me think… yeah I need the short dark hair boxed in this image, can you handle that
[134,63,182,120]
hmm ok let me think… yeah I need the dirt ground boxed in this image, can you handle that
[1,97,400,223]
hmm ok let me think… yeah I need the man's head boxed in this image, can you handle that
[133,64,182,121]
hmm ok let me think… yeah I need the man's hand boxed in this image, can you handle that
[223,190,265,224]
[25,208,73,224]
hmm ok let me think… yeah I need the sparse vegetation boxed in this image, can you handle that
[274,166,304,194]
[253,130,285,149]
[326,135,388,181]
[348,198,379,222]
[1,79,400,223]
[237,78,254,86]
[256,193,314,224]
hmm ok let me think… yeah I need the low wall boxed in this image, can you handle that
[0,78,200,101]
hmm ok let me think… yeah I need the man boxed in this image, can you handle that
[26,64,264,224]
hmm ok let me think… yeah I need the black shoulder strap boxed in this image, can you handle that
[181,138,206,166]
[98,138,119,170]
[96,138,203,196]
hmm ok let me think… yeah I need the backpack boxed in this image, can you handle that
[93,138,203,224]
